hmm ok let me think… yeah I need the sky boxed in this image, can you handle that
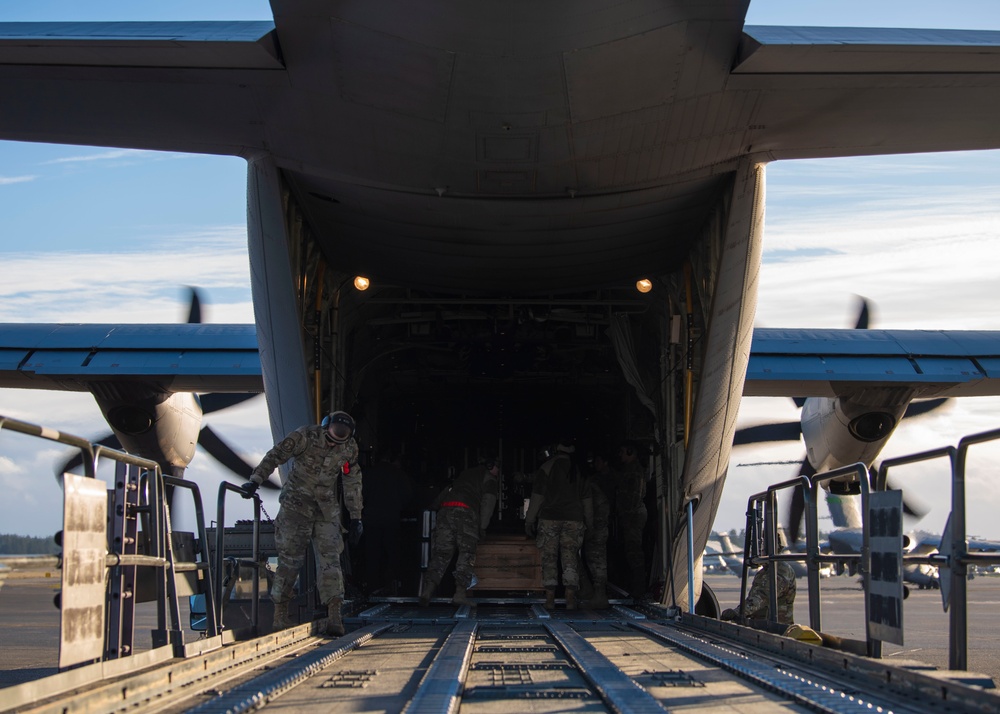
[2,2,1000,543]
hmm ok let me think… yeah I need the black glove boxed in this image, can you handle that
[348,519,364,546]
[525,520,536,538]
[239,481,259,499]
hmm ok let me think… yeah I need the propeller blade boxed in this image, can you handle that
[185,286,203,324]
[903,398,949,419]
[198,425,277,489]
[57,433,122,477]
[199,392,261,415]
[880,474,928,519]
[733,421,801,446]
[853,296,871,330]
[787,458,817,545]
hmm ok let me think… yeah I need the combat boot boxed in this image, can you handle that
[419,580,436,607]
[272,600,293,631]
[543,588,556,610]
[325,598,345,637]
[565,588,578,611]
[452,588,473,606]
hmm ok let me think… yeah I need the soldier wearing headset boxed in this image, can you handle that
[241,411,363,637]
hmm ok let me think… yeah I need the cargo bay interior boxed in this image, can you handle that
[330,282,675,601]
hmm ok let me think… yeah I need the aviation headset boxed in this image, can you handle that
[321,411,356,444]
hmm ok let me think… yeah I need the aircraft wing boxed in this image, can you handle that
[745,328,1000,399]
[0,323,261,394]
[4,322,998,399]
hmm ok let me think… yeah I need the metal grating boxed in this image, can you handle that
[473,662,573,671]
[477,645,558,653]
[635,669,705,688]
[478,633,545,641]
[320,669,379,688]
[463,685,593,700]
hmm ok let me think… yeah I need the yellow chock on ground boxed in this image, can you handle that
[783,624,823,645]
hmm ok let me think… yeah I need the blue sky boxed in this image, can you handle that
[2,2,1000,540]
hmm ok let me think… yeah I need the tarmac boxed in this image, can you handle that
[3,568,1000,692]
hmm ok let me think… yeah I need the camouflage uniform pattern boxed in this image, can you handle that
[743,561,796,624]
[529,454,589,590]
[250,425,362,605]
[537,519,586,589]
[425,465,498,591]
[615,460,647,595]
[425,506,480,589]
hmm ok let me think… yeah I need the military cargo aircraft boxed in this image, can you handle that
[3,2,1000,612]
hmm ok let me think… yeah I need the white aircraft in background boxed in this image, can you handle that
[3,3,1000,610]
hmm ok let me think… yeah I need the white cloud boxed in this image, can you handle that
[0,228,253,324]
[0,175,36,185]
[43,149,189,165]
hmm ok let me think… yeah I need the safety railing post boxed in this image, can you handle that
[216,481,264,636]
[951,427,1000,670]
[164,476,220,639]
[687,499,695,613]
[802,476,822,632]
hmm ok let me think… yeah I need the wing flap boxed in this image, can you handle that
[0,323,261,393]
[746,328,1000,398]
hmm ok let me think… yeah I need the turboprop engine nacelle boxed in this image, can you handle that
[800,395,907,477]
[92,389,203,472]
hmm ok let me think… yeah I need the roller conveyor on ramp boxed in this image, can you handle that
[5,602,999,714]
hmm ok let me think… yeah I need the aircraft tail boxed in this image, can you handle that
[716,531,738,554]
[826,493,863,529]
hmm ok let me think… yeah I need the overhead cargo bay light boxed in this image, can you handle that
[353,276,370,291]
[636,278,653,294]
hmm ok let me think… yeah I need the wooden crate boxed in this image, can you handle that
[472,533,543,590]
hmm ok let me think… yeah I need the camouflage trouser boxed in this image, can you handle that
[426,506,479,590]
[536,519,585,589]
[271,501,344,605]
[583,512,609,584]
[744,562,797,624]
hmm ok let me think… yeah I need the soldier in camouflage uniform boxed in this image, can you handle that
[615,442,648,600]
[420,457,499,607]
[241,411,363,637]
[721,531,796,625]
[720,559,797,625]
[525,442,593,610]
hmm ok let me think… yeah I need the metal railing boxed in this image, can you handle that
[736,426,1000,669]
[0,414,221,666]
[215,482,265,636]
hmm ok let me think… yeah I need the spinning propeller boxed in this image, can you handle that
[57,288,276,490]
[735,297,943,543]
